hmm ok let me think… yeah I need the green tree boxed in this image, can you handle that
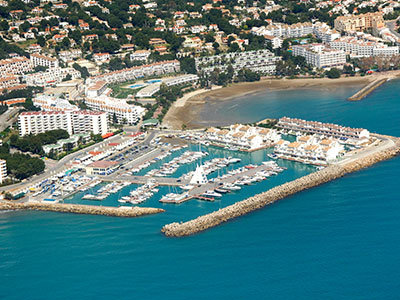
[325,68,341,79]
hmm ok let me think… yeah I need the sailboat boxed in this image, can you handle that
[189,164,208,185]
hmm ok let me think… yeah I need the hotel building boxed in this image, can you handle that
[18,110,108,136]
[85,96,146,124]
[292,44,346,69]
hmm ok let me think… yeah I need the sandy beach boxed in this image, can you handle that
[163,71,400,130]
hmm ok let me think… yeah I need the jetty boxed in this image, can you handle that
[0,201,164,217]
[348,78,387,101]
[161,135,400,237]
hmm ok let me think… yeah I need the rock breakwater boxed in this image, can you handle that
[162,139,400,237]
[0,201,164,217]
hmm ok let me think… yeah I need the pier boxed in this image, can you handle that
[159,163,281,204]
[348,78,387,101]
[161,135,400,237]
[0,201,164,217]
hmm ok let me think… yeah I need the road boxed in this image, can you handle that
[0,132,129,193]
[0,107,20,132]
[385,20,400,39]
[1,128,163,195]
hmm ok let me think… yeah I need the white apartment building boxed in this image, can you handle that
[93,53,110,64]
[86,80,108,97]
[85,96,146,124]
[18,110,108,136]
[87,60,180,85]
[264,35,283,49]
[330,36,399,57]
[292,44,346,69]
[277,117,370,142]
[33,94,79,111]
[0,159,7,184]
[205,124,281,151]
[274,136,345,165]
[0,57,33,76]
[195,49,279,75]
[58,49,82,62]
[251,22,314,39]
[130,50,151,61]
[24,67,81,87]
[136,74,199,98]
[313,22,341,43]
[0,76,20,90]
[30,53,59,69]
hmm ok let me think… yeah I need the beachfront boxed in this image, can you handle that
[163,70,400,130]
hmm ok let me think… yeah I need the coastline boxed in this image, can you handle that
[163,71,400,130]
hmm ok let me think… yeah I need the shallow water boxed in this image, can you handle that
[1,80,400,299]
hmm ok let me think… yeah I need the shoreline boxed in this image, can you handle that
[161,135,400,237]
[163,71,400,130]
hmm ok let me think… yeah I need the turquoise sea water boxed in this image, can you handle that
[1,80,400,299]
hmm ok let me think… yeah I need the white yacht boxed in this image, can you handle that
[202,190,222,198]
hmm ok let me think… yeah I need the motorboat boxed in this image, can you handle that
[202,190,222,198]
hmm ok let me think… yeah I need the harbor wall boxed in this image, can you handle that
[0,201,165,217]
[161,139,400,237]
[348,78,387,101]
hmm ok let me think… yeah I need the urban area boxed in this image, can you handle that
[0,0,399,220]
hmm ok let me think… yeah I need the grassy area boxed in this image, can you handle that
[109,80,138,98]
[15,39,37,49]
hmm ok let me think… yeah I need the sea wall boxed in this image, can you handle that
[162,140,400,237]
[0,201,165,217]
[348,78,387,101]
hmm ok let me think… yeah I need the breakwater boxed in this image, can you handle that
[162,138,400,237]
[0,201,164,217]
[348,78,387,101]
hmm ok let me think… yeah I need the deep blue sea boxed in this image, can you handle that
[1,79,400,300]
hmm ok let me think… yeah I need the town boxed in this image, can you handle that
[0,0,399,203]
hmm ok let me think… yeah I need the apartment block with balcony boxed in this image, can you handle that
[18,111,108,136]
[292,44,346,69]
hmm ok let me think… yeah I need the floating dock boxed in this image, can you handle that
[348,78,388,101]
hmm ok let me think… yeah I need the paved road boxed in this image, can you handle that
[0,107,20,132]
[0,133,124,193]
[2,129,160,194]
[385,20,400,39]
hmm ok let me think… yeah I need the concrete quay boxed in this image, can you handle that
[0,201,165,217]
[348,78,387,101]
[161,136,400,237]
